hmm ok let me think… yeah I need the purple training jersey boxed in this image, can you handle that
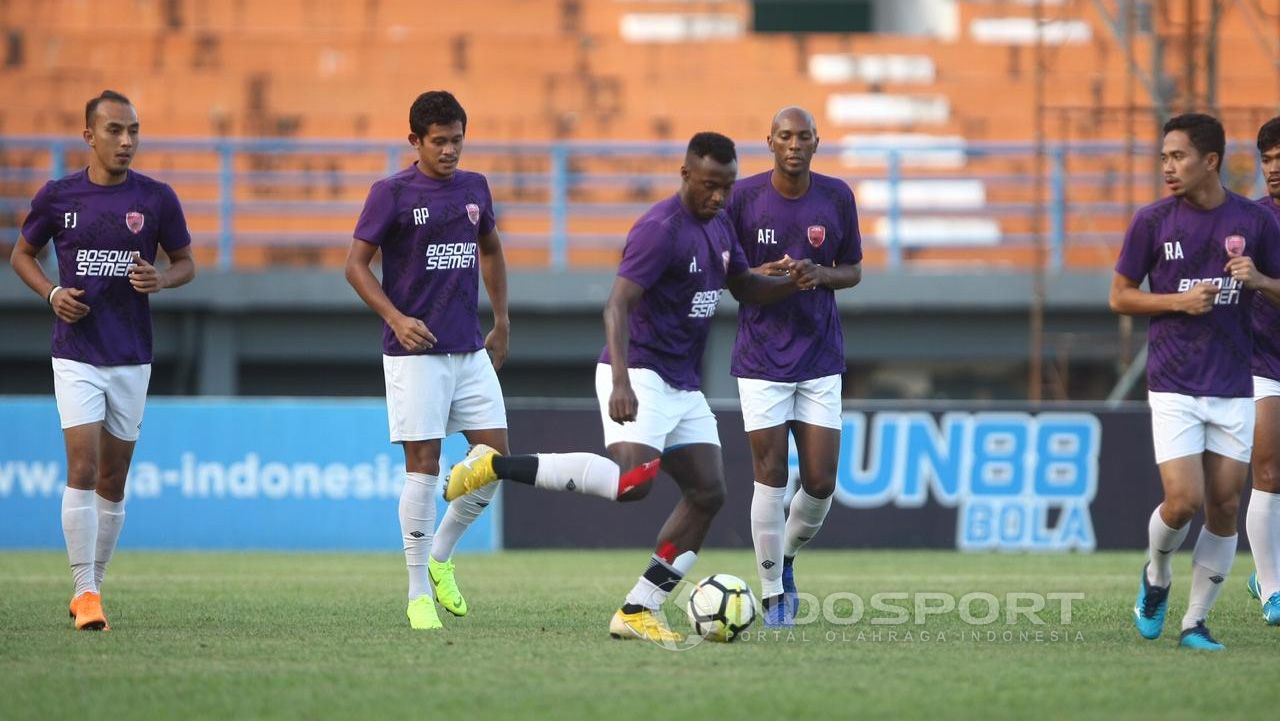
[1255,196,1280,382]
[353,164,496,356]
[726,171,863,382]
[1115,191,1280,397]
[599,194,750,391]
[21,169,191,366]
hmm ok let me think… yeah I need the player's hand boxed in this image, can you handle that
[1176,283,1218,315]
[50,287,90,323]
[485,322,509,370]
[1225,256,1263,289]
[127,252,166,294]
[786,257,821,290]
[391,314,435,352]
[609,382,639,424]
[754,258,792,277]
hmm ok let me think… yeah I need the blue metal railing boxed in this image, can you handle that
[0,136,1267,271]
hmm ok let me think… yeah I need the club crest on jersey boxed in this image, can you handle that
[1224,234,1246,257]
[125,212,144,234]
[721,250,730,272]
[807,225,826,248]
[466,203,480,225]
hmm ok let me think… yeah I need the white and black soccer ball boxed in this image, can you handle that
[686,573,757,642]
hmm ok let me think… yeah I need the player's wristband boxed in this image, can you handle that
[46,285,62,305]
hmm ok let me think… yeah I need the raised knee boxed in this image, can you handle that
[1161,499,1199,527]
[689,484,725,514]
[66,458,98,488]
[1256,461,1280,494]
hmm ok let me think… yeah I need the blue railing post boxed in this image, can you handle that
[886,149,902,268]
[549,144,569,270]
[49,140,66,179]
[386,146,401,176]
[1050,146,1065,271]
[218,143,234,270]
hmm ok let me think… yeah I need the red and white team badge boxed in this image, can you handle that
[465,203,481,225]
[721,250,730,272]
[807,225,826,248]
[125,212,145,234]
[1224,234,1246,257]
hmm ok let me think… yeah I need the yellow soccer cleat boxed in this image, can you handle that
[69,591,109,631]
[444,444,499,502]
[429,557,468,617]
[609,608,683,643]
[406,594,443,630]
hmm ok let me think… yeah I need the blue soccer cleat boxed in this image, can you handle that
[1247,571,1262,602]
[762,595,793,628]
[1133,563,1170,640]
[1264,592,1280,626]
[781,556,798,618]
[1179,621,1224,651]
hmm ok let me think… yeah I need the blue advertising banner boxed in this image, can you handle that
[0,398,500,552]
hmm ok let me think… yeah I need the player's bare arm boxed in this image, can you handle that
[10,235,90,323]
[477,227,510,369]
[603,276,644,423]
[1109,272,1216,316]
[344,238,435,351]
[725,265,805,304]
[1225,255,1280,306]
[812,260,862,290]
[128,246,195,294]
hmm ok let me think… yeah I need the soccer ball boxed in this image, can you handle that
[686,573,757,642]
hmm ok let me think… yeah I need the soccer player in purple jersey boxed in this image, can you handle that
[725,107,862,627]
[1111,113,1280,650]
[446,132,818,642]
[9,90,196,631]
[1245,116,1280,624]
[345,91,510,630]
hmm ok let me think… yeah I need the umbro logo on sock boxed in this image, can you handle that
[409,531,426,538]
[476,502,490,508]
[761,560,775,570]
[1210,575,1224,584]
[1158,549,1173,555]
[566,478,577,491]
[798,536,811,543]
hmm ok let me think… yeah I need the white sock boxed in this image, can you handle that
[399,473,437,599]
[1145,505,1190,587]
[534,453,620,499]
[431,480,498,562]
[94,494,126,590]
[61,487,98,596]
[1246,489,1280,599]
[783,487,833,557]
[1182,528,1237,630]
[625,554,685,610]
[751,482,787,598]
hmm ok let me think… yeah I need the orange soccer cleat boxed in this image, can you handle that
[68,591,110,631]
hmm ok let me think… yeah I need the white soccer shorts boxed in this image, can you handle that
[52,358,152,442]
[737,374,843,433]
[1148,391,1254,464]
[383,350,507,443]
[595,364,720,452]
[1256,375,1280,402]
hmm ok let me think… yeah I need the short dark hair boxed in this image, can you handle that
[686,131,736,165]
[1163,113,1225,169]
[409,91,467,137]
[85,90,132,128]
[1258,116,1280,154]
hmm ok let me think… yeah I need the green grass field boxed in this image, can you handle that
[0,549,1275,720]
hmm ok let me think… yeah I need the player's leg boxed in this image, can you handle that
[1179,397,1253,649]
[610,442,724,642]
[738,376,794,626]
[445,364,664,502]
[1245,378,1280,621]
[384,354,448,630]
[783,375,843,619]
[427,351,511,616]
[93,363,149,594]
[53,358,109,630]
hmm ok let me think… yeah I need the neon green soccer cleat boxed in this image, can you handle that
[445,444,500,501]
[406,594,443,630]
[429,557,469,617]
